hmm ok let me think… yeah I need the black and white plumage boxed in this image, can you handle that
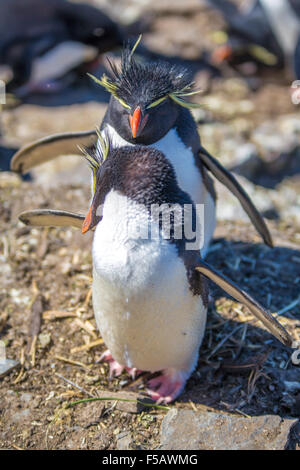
[20,140,292,403]
[96,44,272,251]
[11,39,273,252]
[0,0,123,93]
[207,0,300,76]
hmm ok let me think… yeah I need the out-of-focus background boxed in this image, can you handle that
[0,0,300,450]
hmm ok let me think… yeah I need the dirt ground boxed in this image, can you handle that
[0,0,300,450]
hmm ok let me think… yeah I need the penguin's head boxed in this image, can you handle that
[89,37,201,144]
[81,132,185,233]
[211,34,280,69]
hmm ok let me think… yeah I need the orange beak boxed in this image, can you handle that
[211,44,233,64]
[129,106,148,139]
[82,205,93,234]
[129,106,141,138]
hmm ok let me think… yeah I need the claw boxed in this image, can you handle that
[125,367,142,380]
[97,349,142,379]
[109,360,125,378]
[97,349,113,363]
[146,369,188,404]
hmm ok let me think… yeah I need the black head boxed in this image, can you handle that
[81,134,191,233]
[89,38,201,144]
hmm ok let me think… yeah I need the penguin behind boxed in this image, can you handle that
[0,0,123,93]
[207,0,300,76]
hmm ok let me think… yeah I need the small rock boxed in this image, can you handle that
[0,358,20,378]
[116,431,132,450]
[38,332,51,348]
[20,392,33,404]
[160,409,298,450]
[84,375,101,385]
[9,288,31,306]
[11,409,31,424]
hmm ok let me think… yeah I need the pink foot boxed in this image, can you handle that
[97,349,142,379]
[146,369,188,404]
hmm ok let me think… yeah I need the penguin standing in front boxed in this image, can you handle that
[207,0,300,78]
[20,136,291,404]
[12,39,273,256]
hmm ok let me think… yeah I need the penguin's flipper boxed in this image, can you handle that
[11,130,97,174]
[19,209,85,229]
[199,147,273,248]
[195,259,292,347]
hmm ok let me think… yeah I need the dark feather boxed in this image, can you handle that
[106,42,195,106]
[81,129,111,170]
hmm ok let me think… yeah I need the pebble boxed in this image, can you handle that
[38,333,51,348]
[160,409,298,450]
[116,431,132,450]
[0,358,20,378]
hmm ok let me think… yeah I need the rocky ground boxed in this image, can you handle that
[0,0,300,450]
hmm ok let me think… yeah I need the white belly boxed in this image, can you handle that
[92,191,207,372]
[102,125,216,257]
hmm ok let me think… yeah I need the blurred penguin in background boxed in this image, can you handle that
[0,0,123,96]
[206,0,300,78]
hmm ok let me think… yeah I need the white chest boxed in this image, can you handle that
[92,190,207,372]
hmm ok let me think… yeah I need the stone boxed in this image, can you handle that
[160,409,298,450]
[116,431,132,450]
[20,392,33,404]
[38,332,51,348]
[11,409,31,424]
[0,359,20,378]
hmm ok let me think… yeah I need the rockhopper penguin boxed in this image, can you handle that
[63,136,293,403]
[12,39,273,254]
[0,0,123,94]
[207,0,300,77]
[18,136,292,403]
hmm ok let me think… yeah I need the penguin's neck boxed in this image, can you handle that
[102,109,202,205]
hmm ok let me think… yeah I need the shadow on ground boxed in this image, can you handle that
[162,239,300,419]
